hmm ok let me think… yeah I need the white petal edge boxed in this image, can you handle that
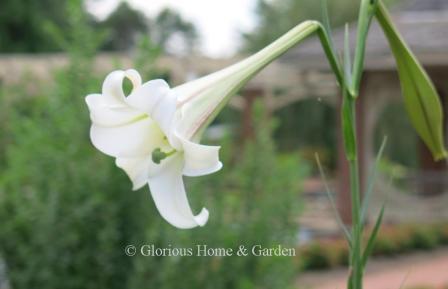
[101,70,128,106]
[115,156,151,191]
[99,69,143,107]
[115,153,176,190]
[125,69,142,89]
[151,90,178,146]
[178,134,222,177]
[126,80,177,145]
[148,154,209,229]
[125,79,170,114]
[86,93,144,127]
[90,118,166,158]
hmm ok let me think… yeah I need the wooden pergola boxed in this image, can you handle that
[275,0,448,224]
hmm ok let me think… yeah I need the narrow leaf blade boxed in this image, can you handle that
[341,90,356,161]
[361,136,387,222]
[315,153,352,245]
[362,205,385,267]
[343,23,352,86]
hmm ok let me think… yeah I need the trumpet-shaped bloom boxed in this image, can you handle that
[86,69,222,229]
[86,21,320,229]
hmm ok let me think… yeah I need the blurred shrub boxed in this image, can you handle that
[372,226,413,255]
[300,239,348,270]
[274,99,337,170]
[406,226,439,250]
[0,2,140,288]
[300,243,334,270]
[299,223,448,270]
[434,223,448,245]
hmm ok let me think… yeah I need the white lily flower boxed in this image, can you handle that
[86,21,319,229]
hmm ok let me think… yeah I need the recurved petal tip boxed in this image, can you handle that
[148,155,210,229]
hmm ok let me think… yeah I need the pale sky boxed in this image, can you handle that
[85,0,257,57]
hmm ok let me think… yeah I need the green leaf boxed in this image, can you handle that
[321,0,332,40]
[348,273,354,289]
[362,205,385,267]
[375,1,447,161]
[315,153,352,246]
[341,89,356,161]
[351,0,379,97]
[316,25,344,88]
[338,21,359,162]
[340,26,357,161]
[344,23,353,86]
[361,136,387,222]
[320,0,344,86]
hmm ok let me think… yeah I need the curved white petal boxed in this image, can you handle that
[86,93,144,127]
[125,79,170,113]
[115,152,175,190]
[116,156,151,190]
[90,118,166,158]
[85,93,104,109]
[148,154,209,229]
[125,69,142,88]
[178,135,222,177]
[101,70,128,106]
[100,69,142,106]
[126,80,178,145]
[150,90,178,140]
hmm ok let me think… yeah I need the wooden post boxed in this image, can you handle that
[241,88,263,140]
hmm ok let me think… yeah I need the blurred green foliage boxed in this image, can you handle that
[98,2,148,51]
[0,0,71,52]
[299,223,448,270]
[242,0,398,52]
[0,0,198,53]
[274,99,337,170]
[98,3,198,53]
[0,2,137,288]
[150,8,199,54]
[242,0,362,52]
[0,1,306,288]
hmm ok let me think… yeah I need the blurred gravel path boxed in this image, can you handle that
[297,247,448,289]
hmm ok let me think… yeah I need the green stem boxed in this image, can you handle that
[342,2,381,289]
[350,158,362,289]
[345,94,363,289]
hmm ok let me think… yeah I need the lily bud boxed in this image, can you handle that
[376,1,447,160]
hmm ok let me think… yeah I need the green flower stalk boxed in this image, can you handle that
[335,1,448,288]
